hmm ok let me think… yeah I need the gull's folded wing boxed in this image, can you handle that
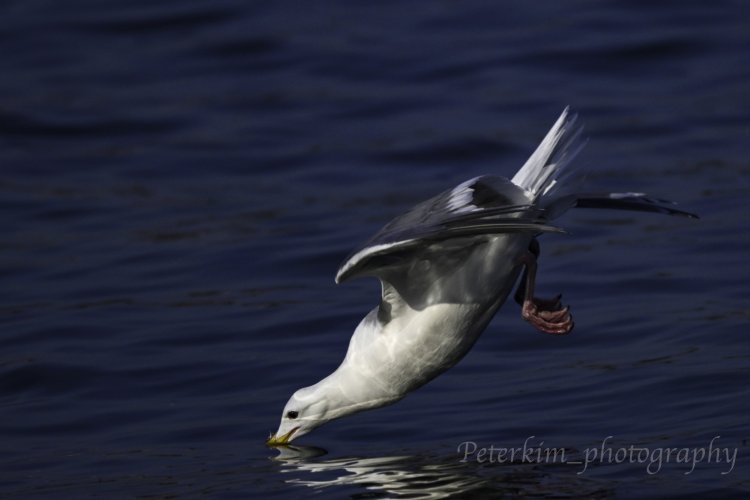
[335,176,561,284]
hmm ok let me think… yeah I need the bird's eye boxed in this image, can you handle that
[286,410,299,419]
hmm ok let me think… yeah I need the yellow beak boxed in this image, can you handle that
[266,427,298,446]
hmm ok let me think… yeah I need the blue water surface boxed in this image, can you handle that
[1,1,749,498]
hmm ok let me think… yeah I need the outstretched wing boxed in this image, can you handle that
[541,191,699,221]
[574,192,699,218]
[335,175,560,284]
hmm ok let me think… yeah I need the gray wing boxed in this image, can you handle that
[542,191,700,220]
[574,193,699,218]
[335,175,561,284]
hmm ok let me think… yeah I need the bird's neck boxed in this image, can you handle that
[307,364,400,422]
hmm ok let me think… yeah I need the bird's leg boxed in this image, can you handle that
[514,240,573,335]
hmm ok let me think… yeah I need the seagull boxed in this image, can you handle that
[267,108,696,445]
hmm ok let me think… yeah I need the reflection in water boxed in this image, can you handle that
[271,445,486,499]
[269,446,610,499]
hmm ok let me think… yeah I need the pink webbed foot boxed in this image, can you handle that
[515,244,574,335]
[521,294,574,335]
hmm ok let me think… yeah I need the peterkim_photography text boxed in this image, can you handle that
[457,436,738,475]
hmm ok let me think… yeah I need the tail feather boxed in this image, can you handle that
[512,108,698,221]
[511,107,586,201]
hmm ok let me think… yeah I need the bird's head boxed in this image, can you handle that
[266,386,330,446]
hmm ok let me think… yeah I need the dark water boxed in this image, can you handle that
[2,1,749,498]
